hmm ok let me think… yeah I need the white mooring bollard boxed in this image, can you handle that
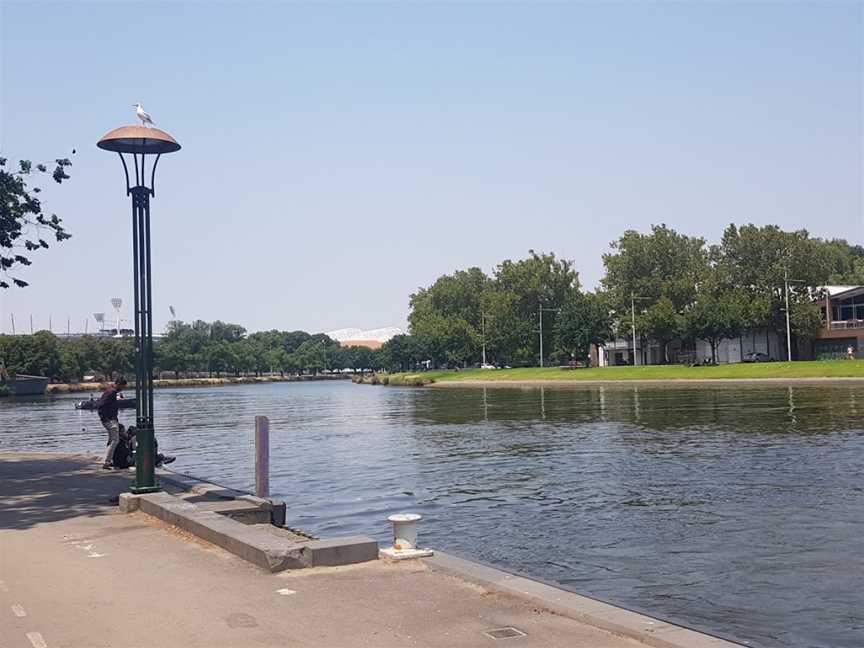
[380,513,433,560]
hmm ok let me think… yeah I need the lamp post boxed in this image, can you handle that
[631,293,638,366]
[630,293,651,366]
[481,311,487,367]
[97,124,180,493]
[784,268,792,362]
[538,304,561,368]
[781,268,806,363]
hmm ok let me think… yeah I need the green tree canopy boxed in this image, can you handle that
[553,292,611,363]
[1,156,73,288]
[683,293,746,364]
[639,297,684,364]
[713,224,840,356]
[406,251,581,367]
[602,224,708,313]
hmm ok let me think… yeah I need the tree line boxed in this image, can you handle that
[0,323,391,383]
[391,224,864,368]
[3,223,862,381]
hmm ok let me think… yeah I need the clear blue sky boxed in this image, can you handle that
[1,2,861,335]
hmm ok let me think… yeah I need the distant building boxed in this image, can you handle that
[325,326,403,350]
[339,339,383,350]
[597,330,782,366]
[597,285,864,365]
[806,285,864,359]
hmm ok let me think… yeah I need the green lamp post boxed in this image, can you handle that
[97,121,180,493]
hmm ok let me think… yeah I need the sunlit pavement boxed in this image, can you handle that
[1,452,653,648]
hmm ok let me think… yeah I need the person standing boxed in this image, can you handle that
[95,377,128,469]
[848,345,856,360]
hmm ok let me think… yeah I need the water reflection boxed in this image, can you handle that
[787,386,797,426]
[2,381,863,648]
[411,383,864,435]
[540,385,545,419]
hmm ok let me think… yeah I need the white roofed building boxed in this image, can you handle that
[325,326,404,350]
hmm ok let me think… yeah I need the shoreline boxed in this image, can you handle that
[363,361,864,388]
[44,374,350,395]
[430,376,864,387]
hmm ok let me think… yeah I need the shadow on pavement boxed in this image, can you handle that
[0,454,133,531]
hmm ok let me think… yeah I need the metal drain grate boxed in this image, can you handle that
[484,627,527,640]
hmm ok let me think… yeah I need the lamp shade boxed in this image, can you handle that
[97,125,181,154]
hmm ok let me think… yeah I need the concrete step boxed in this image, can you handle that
[120,491,378,572]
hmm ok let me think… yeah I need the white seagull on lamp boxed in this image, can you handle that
[133,103,154,127]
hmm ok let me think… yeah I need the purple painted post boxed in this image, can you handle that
[255,415,270,498]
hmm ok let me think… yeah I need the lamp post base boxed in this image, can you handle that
[129,484,161,494]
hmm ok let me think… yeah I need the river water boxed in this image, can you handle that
[2,380,862,648]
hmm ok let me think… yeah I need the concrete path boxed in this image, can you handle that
[0,453,655,648]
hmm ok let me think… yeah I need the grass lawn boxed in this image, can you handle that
[385,360,864,385]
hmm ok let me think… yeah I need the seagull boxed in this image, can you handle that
[133,103,154,127]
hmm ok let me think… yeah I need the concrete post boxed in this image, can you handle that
[255,416,269,498]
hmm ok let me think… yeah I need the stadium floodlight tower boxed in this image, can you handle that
[110,297,123,337]
[98,118,181,494]
[93,312,106,335]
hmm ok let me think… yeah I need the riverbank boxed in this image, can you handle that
[1,452,744,648]
[362,360,864,387]
[45,373,350,394]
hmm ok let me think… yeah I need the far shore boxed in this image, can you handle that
[431,377,864,387]
[367,360,864,388]
[45,373,350,395]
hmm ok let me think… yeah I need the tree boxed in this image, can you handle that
[480,289,524,365]
[0,331,61,377]
[305,340,326,374]
[639,297,683,364]
[205,341,237,377]
[411,311,476,367]
[209,321,246,343]
[825,240,864,284]
[684,293,745,364]
[369,348,385,372]
[1,156,73,288]
[380,334,418,372]
[242,335,270,375]
[553,292,611,363]
[158,321,204,376]
[405,251,580,367]
[789,300,824,356]
[602,225,708,313]
[325,343,346,372]
[156,339,189,378]
[347,346,373,373]
[58,339,87,382]
[281,348,302,375]
[602,225,709,361]
[281,330,312,354]
[409,267,488,366]
[267,347,289,376]
[288,339,326,374]
[493,251,580,365]
[232,340,257,376]
[714,224,838,358]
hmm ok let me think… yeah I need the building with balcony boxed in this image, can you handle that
[811,285,864,359]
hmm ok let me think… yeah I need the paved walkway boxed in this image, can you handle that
[0,453,653,648]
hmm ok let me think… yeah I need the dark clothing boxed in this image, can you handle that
[112,437,134,469]
[118,429,164,469]
[110,439,163,470]
[96,385,122,421]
